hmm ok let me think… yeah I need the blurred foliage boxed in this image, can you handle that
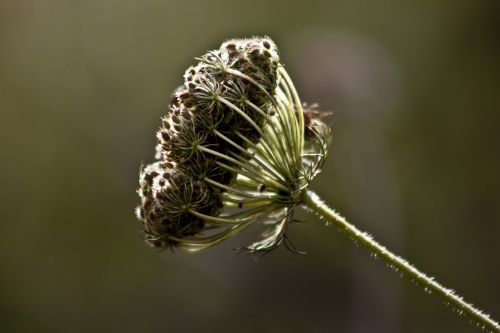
[1,0,499,332]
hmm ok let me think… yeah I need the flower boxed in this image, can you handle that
[137,36,332,253]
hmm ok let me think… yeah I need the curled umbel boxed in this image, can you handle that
[137,37,332,253]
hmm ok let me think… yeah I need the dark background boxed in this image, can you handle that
[1,0,499,332]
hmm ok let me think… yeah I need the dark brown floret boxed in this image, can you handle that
[137,164,222,248]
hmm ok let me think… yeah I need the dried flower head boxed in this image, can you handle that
[132,35,500,333]
[137,36,332,253]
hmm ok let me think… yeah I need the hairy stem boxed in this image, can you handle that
[302,189,499,332]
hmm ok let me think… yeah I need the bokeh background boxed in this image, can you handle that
[1,0,499,332]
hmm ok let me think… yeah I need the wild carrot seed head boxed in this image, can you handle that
[137,37,332,253]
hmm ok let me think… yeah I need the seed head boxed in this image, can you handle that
[137,36,332,253]
[137,162,222,248]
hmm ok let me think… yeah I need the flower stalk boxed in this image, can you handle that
[302,190,500,333]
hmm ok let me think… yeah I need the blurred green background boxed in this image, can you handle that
[1,0,499,332]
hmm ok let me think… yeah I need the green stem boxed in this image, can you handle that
[302,189,500,333]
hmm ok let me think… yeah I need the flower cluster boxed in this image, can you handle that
[137,37,332,253]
